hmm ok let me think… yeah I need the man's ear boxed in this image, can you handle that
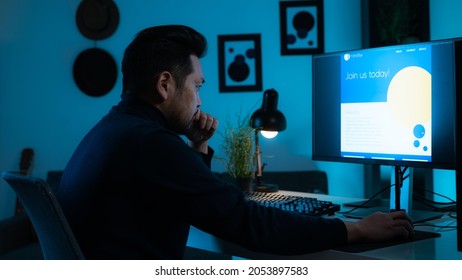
[156,71,174,100]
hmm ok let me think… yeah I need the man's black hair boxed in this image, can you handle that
[121,25,207,97]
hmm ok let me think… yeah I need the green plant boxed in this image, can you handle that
[219,112,255,179]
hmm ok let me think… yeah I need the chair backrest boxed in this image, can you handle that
[2,171,85,259]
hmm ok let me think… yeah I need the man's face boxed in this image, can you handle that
[168,55,204,134]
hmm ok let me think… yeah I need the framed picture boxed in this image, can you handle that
[218,34,262,92]
[279,0,324,55]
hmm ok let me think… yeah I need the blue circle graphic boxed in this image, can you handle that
[413,124,425,139]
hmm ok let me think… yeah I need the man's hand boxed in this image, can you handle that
[345,211,414,243]
[186,109,219,153]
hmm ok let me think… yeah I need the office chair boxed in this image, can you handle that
[2,171,85,259]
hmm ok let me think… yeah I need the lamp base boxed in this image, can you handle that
[253,183,279,193]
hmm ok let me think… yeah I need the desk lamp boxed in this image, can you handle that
[250,89,286,192]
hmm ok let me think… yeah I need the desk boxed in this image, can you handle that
[186,191,461,260]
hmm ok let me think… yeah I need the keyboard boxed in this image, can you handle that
[245,192,341,216]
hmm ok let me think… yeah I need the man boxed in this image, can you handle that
[59,25,413,259]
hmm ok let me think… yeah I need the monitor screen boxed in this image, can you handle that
[312,39,460,170]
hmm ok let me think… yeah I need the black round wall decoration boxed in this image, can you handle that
[76,0,120,40]
[73,48,117,97]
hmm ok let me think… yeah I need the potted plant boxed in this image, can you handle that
[219,112,255,191]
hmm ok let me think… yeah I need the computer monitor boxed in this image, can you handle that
[312,39,458,169]
[312,38,462,250]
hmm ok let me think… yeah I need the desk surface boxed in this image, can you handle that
[186,191,461,260]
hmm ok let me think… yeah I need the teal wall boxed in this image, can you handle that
[0,0,461,219]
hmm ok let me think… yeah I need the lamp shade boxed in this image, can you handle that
[250,89,286,131]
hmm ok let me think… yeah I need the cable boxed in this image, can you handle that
[339,183,394,215]
[411,185,456,212]
[340,167,457,216]
[448,211,458,219]
[414,193,455,205]
[340,166,410,215]
[413,186,456,204]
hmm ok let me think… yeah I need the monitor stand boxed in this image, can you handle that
[345,166,442,223]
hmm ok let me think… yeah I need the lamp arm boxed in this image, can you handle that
[254,130,263,185]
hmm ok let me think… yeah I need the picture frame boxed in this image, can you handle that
[218,34,262,93]
[279,0,324,55]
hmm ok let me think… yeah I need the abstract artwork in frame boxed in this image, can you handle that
[279,0,324,55]
[218,34,262,93]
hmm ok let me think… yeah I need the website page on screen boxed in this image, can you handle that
[340,45,432,163]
